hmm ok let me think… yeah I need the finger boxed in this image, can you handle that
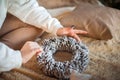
[27,48,41,59]
[30,42,43,55]
[72,34,81,42]
[30,42,39,46]
[36,48,43,56]
[30,42,41,49]
[32,48,42,54]
[74,30,88,34]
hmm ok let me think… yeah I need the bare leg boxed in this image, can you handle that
[0,13,43,50]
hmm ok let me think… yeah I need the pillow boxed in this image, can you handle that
[57,3,119,40]
[37,0,102,9]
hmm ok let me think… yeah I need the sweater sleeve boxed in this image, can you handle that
[0,42,22,72]
[7,0,63,35]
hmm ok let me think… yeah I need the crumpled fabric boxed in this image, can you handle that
[57,3,120,41]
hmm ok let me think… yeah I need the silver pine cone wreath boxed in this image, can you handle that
[37,36,89,79]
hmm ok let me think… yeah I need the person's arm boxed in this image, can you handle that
[7,0,88,41]
[0,42,22,72]
[8,0,63,35]
[0,41,42,72]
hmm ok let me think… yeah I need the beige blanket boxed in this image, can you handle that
[0,0,120,80]
[0,33,120,80]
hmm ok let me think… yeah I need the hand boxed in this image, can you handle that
[20,41,42,64]
[57,26,88,41]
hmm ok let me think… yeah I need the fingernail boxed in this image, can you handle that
[71,25,75,28]
[36,51,42,56]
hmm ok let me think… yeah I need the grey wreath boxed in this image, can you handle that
[37,36,89,79]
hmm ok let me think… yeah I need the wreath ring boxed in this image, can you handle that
[37,36,89,79]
